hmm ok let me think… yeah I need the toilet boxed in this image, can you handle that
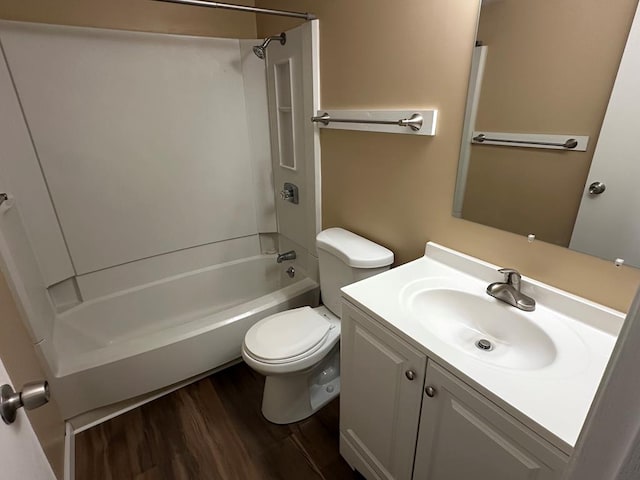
[242,228,394,424]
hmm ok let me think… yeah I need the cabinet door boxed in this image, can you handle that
[414,362,568,480]
[340,301,427,480]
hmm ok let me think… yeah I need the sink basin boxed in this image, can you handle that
[401,280,557,370]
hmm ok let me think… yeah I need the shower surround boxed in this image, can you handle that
[0,20,320,417]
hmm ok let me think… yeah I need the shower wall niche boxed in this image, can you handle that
[274,59,296,170]
[0,20,276,302]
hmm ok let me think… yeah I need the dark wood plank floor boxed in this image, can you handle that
[76,362,362,480]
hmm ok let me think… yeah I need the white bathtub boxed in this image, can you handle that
[39,255,319,418]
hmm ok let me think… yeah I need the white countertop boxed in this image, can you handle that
[342,243,625,453]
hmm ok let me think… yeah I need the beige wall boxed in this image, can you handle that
[463,0,638,246]
[0,0,257,38]
[256,0,640,313]
[0,272,64,479]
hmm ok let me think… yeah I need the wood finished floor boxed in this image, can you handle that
[75,362,362,480]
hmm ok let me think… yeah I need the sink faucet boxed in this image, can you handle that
[276,250,296,263]
[486,268,536,311]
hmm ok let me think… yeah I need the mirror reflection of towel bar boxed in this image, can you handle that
[472,134,578,149]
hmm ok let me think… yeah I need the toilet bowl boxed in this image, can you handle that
[242,228,393,424]
[242,306,341,424]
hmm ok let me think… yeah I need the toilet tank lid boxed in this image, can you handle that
[316,228,394,268]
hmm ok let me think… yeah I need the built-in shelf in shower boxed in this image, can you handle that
[274,59,296,170]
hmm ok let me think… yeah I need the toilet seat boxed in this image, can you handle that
[244,307,334,364]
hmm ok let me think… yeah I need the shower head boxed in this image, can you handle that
[252,45,266,59]
[252,32,286,59]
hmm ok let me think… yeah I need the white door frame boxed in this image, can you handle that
[564,286,640,479]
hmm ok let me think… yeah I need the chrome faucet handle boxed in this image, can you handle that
[498,268,522,291]
[279,183,299,204]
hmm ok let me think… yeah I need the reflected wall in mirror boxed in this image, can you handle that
[454,0,640,267]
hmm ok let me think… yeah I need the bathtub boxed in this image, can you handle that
[39,255,319,418]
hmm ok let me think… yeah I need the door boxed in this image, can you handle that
[569,4,640,266]
[340,301,427,480]
[265,21,320,256]
[0,359,55,479]
[413,362,567,480]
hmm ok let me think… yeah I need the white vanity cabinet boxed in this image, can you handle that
[340,300,569,480]
[340,301,427,480]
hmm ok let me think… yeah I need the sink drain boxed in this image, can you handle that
[475,339,493,351]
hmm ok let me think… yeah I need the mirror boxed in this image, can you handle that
[454,0,640,267]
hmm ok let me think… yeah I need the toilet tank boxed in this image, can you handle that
[316,228,394,317]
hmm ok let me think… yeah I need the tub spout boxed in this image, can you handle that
[276,250,296,263]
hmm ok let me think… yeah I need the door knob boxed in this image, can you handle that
[405,370,416,381]
[588,181,606,195]
[425,386,437,397]
[0,381,50,425]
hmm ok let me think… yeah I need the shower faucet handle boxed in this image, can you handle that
[279,183,299,204]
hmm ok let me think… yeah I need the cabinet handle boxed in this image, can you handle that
[425,386,436,398]
[405,370,416,381]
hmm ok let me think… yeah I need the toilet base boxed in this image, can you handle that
[261,347,340,424]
